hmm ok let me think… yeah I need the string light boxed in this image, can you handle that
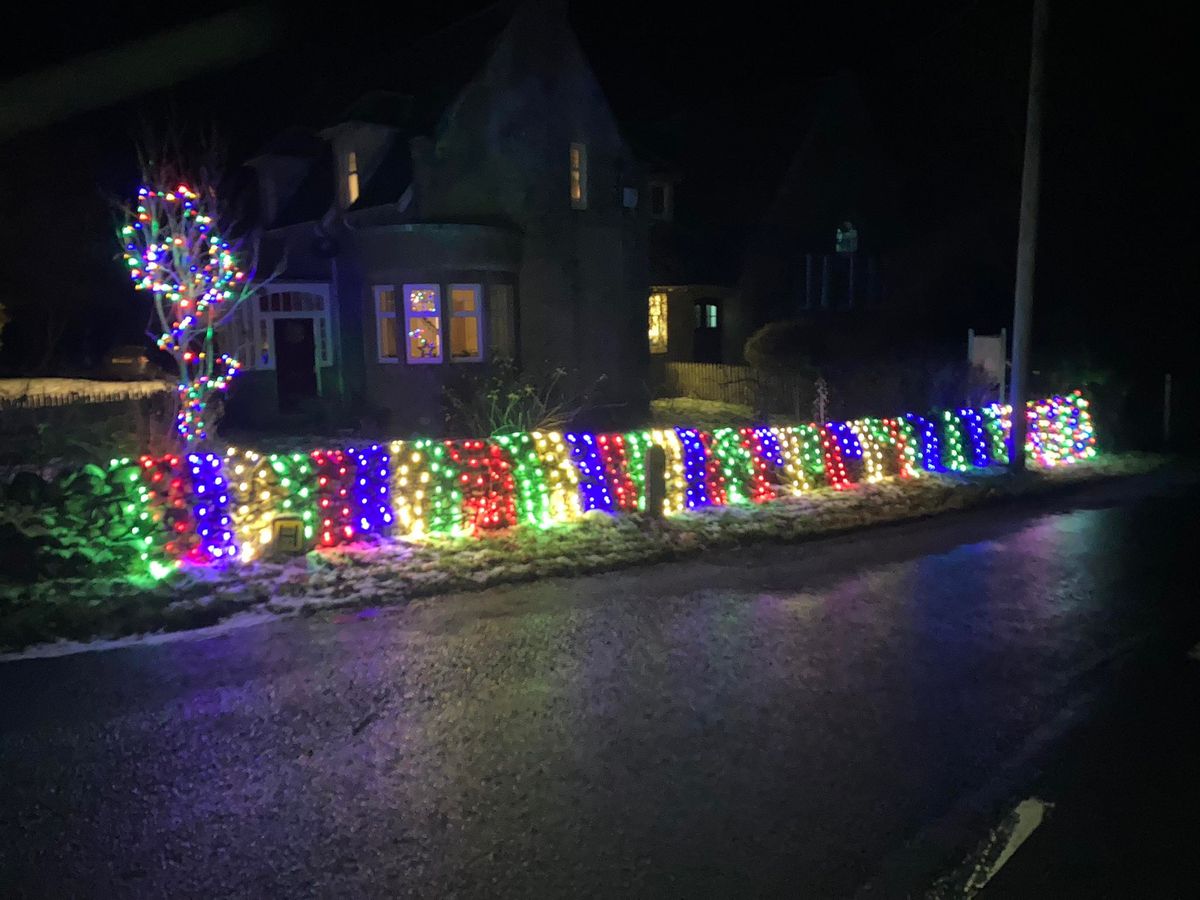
[119,181,252,444]
[494,432,555,528]
[225,449,316,561]
[566,432,616,513]
[447,439,517,532]
[707,427,754,504]
[109,394,1094,566]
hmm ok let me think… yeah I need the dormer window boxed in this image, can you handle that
[570,142,587,209]
[346,150,360,206]
[649,180,673,221]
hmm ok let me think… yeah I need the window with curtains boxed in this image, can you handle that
[449,284,483,362]
[488,284,516,360]
[374,286,398,362]
[403,284,442,363]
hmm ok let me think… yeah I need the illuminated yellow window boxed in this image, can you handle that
[449,284,483,362]
[347,151,360,206]
[403,284,442,363]
[374,286,398,362]
[648,292,668,354]
[570,142,587,209]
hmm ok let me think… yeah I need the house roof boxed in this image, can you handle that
[349,134,412,211]
[256,2,523,228]
[272,144,334,228]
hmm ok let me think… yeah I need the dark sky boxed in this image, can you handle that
[0,0,1193,384]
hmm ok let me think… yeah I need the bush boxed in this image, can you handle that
[744,321,817,375]
[0,463,149,583]
[443,360,575,437]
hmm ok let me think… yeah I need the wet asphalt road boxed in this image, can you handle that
[1,476,1197,898]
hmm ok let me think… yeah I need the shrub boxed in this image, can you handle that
[443,360,575,437]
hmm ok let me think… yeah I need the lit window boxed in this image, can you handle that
[347,151,360,206]
[570,142,587,209]
[648,292,668,354]
[403,284,442,363]
[374,286,398,362]
[449,284,483,362]
[695,302,718,329]
[488,284,517,360]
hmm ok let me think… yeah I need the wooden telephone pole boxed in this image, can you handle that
[1008,0,1048,471]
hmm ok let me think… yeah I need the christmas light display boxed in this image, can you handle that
[494,432,554,528]
[596,433,639,512]
[1023,392,1096,466]
[847,420,887,483]
[707,428,754,504]
[792,424,829,487]
[448,440,517,532]
[107,456,174,577]
[699,431,730,506]
[389,440,464,537]
[225,449,316,561]
[187,451,237,561]
[904,414,942,472]
[119,179,257,444]
[676,428,715,509]
[103,394,1094,569]
[621,430,654,511]
[819,426,851,489]
[741,427,781,503]
[138,454,193,558]
[649,428,689,515]
[566,432,616,513]
[938,411,971,472]
[312,449,356,546]
[350,444,395,536]
[531,432,583,522]
[981,405,1011,464]
[771,427,816,495]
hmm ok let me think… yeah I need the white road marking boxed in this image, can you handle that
[962,797,1052,896]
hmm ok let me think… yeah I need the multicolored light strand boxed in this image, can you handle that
[110,393,1094,567]
[119,181,254,444]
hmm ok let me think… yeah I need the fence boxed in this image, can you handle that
[652,362,811,417]
[0,381,170,412]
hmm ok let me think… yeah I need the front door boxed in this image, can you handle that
[274,318,318,413]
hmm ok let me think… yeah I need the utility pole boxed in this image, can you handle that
[1007,0,1048,472]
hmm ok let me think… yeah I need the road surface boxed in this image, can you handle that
[1,475,1197,897]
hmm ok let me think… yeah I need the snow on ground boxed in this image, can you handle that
[0,378,170,402]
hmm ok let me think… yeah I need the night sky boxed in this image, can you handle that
[0,0,1192,425]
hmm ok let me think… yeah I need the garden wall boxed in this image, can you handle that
[0,393,1096,582]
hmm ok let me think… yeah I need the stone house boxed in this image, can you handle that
[223,0,649,434]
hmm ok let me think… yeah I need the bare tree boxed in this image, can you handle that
[117,135,270,446]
